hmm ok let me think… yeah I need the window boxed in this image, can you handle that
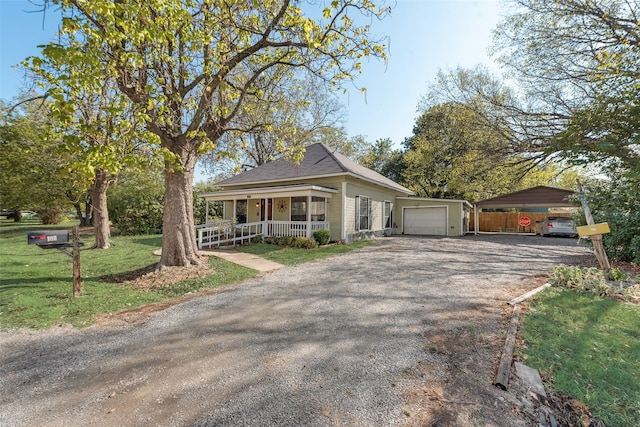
[311,196,326,221]
[355,196,371,231]
[384,201,392,229]
[291,196,307,221]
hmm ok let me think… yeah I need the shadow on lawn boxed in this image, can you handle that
[99,263,159,283]
[129,235,163,247]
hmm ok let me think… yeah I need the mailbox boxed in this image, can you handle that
[27,230,70,246]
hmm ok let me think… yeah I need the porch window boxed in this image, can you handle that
[236,200,247,224]
[384,201,392,228]
[291,196,307,221]
[311,196,326,221]
[355,195,371,231]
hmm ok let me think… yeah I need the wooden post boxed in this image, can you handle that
[576,180,611,271]
[72,226,83,296]
[495,305,521,390]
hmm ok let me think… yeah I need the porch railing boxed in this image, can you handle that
[266,220,329,238]
[196,220,330,249]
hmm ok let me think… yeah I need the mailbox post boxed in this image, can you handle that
[28,226,84,296]
[576,179,611,271]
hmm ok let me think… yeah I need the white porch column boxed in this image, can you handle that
[267,198,272,237]
[205,200,209,224]
[307,195,312,237]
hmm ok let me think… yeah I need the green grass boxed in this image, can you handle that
[520,288,640,426]
[238,240,373,265]
[0,223,257,329]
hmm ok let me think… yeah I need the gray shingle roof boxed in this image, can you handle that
[216,143,413,194]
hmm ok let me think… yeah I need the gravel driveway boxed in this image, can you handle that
[0,235,593,427]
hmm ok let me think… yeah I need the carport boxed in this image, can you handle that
[473,186,575,235]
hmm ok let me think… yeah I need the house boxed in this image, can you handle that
[197,143,472,248]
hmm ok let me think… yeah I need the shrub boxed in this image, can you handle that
[108,173,164,235]
[312,228,331,245]
[278,235,294,246]
[550,264,640,302]
[264,236,279,245]
[251,234,263,244]
[292,237,318,249]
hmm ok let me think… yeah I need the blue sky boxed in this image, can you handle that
[1,0,503,164]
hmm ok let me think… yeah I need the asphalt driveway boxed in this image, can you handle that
[0,235,593,426]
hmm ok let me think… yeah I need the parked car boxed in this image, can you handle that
[21,210,39,218]
[536,216,578,237]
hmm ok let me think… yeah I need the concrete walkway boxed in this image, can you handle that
[200,249,285,272]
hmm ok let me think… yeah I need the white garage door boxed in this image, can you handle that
[403,207,448,236]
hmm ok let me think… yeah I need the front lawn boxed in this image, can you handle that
[1,223,372,329]
[239,240,372,265]
[520,289,640,426]
[0,224,257,329]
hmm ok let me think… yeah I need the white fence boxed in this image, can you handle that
[196,220,330,249]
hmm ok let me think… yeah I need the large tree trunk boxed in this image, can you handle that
[90,168,113,249]
[159,148,202,268]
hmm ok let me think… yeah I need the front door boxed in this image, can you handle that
[260,199,273,221]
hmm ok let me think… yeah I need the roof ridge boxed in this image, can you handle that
[316,143,350,173]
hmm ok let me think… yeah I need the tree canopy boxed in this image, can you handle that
[200,75,347,176]
[0,100,71,223]
[33,0,390,267]
[492,0,640,175]
[400,102,559,201]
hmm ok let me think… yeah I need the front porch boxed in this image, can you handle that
[196,219,330,249]
[197,184,337,249]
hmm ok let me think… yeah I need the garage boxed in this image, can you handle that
[403,206,448,236]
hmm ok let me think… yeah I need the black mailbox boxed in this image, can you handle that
[27,230,70,246]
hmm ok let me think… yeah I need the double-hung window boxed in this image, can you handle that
[291,196,307,221]
[355,195,371,231]
[384,201,392,229]
[311,196,326,221]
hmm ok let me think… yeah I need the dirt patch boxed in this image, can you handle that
[400,276,547,427]
[95,263,216,327]
[102,262,213,291]
[397,270,614,427]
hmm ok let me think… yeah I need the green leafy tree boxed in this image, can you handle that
[358,138,403,182]
[493,0,640,176]
[108,170,164,236]
[24,42,157,248]
[201,75,347,175]
[577,174,640,263]
[0,100,69,223]
[36,0,389,267]
[400,102,554,201]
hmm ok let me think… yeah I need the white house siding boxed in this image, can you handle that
[343,180,402,243]
[223,201,233,221]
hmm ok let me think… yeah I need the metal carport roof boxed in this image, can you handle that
[475,186,575,209]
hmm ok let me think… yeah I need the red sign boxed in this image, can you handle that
[518,217,531,227]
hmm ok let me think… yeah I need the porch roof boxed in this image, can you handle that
[201,184,338,202]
